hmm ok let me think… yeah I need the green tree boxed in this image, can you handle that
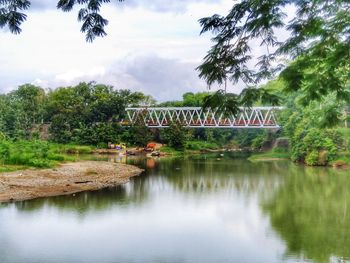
[45,82,150,143]
[198,0,349,112]
[160,121,192,150]
[0,84,45,138]
[182,92,209,107]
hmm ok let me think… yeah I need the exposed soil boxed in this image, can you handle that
[0,161,143,203]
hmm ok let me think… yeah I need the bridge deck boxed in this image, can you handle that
[125,107,283,128]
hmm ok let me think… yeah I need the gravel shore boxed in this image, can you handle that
[0,161,143,203]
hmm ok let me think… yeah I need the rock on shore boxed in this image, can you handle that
[0,161,143,203]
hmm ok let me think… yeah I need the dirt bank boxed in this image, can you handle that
[0,161,143,203]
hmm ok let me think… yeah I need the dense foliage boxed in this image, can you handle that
[271,79,349,166]
[198,0,349,114]
[0,82,348,166]
[0,140,93,168]
[0,82,151,145]
[160,122,191,150]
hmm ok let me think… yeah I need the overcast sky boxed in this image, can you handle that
[0,0,293,101]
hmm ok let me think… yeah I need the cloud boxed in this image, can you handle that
[119,0,223,13]
[28,0,223,13]
[32,55,211,102]
[117,55,207,101]
[2,0,280,100]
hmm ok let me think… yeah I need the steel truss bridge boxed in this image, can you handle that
[125,107,283,129]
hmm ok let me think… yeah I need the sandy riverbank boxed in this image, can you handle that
[0,161,143,203]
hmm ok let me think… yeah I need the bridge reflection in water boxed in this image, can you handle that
[125,107,283,128]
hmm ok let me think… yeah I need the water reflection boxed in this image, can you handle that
[0,155,349,263]
[262,165,350,262]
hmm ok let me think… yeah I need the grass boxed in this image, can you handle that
[185,140,220,151]
[248,147,290,162]
[330,151,350,167]
[50,144,94,154]
[0,165,28,173]
[0,140,94,171]
[160,140,221,156]
[159,146,184,156]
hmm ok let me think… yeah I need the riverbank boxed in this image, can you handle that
[0,161,143,203]
[249,149,350,169]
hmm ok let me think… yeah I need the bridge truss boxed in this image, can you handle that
[125,107,283,129]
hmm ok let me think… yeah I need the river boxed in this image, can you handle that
[0,154,349,263]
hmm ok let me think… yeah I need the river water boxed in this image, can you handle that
[0,154,349,263]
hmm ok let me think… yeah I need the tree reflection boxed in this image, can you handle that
[10,174,150,216]
[263,166,350,262]
[155,156,289,194]
[3,154,350,263]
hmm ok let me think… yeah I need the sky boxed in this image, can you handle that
[0,0,293,102]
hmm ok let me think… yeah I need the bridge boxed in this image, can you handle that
[125,107,283,128]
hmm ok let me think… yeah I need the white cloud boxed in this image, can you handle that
[0,0,293,101]
[0,0,235,100]
[33,55,209,101]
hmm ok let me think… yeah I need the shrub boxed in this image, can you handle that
[291,128,338,165]
[160,121,192,150]
[305,150,319,166]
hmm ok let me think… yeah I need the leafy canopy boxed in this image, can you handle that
[0,0,124,42]
[198,0,349,112]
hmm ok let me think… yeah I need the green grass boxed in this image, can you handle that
[50,144,94,154]
[330,151,350,167]
[336,127,350,151]
[248,148,290,162]
[160,142,221,156]
[0,165,28,173]
[0,140,89,171]
[159,146,184,156]
[185,140,220,151]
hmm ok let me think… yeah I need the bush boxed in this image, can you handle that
[305,150,319,166]
[160,122,192,150]
[291,128,338,166]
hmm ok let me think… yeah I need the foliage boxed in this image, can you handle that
[287,126,339,166]
[251,135,265,150]
[70,122,123,145]
[0,84,46,139]
[198,0,349,112]
[158,92,210,107]
[248,147,290,161]
[0,140,76,168]
[185,140,219,151]
[51,144,94,154]
[160,121,192,150]
[0,0,125,42]
[257,78,349,166]
[0,82,152,145]
[124,124,153,147]
[234,129,271,149]
[336,128,350,152]
[159,146,183,156]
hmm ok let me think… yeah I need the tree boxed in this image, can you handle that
[0,0,125,42]
[198,0,349,112]
[160,121,192,149]
[45,82,150,143]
